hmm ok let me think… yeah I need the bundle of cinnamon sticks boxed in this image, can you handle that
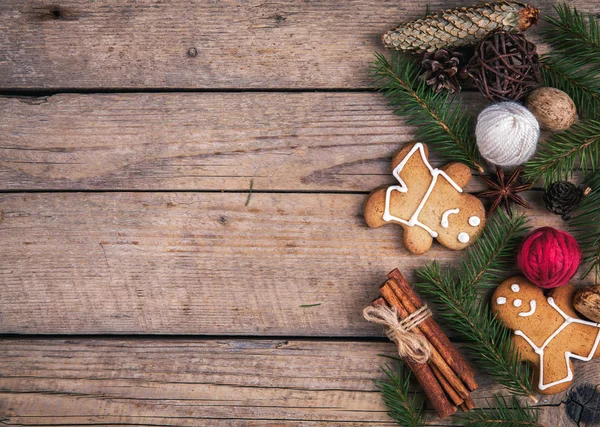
[371,269,478,419]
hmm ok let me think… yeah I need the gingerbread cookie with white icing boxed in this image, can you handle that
[492,277,600,395]
[364,142,486,254]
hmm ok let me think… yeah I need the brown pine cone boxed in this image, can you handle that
[420,49,470,93]
[383,2,540,53]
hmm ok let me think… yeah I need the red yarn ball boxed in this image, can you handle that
[517,227,581,289]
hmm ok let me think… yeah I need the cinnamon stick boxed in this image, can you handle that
[372,298,457,419]
[430,363,464,407]
[463,394,476,411]
[380,282,470,400]
[387,269,478,391]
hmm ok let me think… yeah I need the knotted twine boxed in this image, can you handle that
[363,304,432,364]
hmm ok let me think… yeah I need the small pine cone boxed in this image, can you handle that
[543,181,584,220]
[383,2,540,53]
[420,49,469,93]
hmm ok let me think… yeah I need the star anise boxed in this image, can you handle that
[476,167,532,216]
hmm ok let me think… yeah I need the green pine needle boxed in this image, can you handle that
[570,170,600,280]
[457,394,542,427]
[522,119,600,186]
[415,210,534,398]
[540,56,600,120]
[457,209,530,290]
[542,3,600,67]
[371,52,484,172]
[374,362,425,427]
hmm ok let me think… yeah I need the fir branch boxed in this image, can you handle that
[542,3,600,67]
[458,209,529,290]
[522,119,600,186]
[371,52,484,172]
[457,395,542,427]
[415,210,534,398]
[374,362,425,427]
[570,170,600,280]
[540,56,600,119]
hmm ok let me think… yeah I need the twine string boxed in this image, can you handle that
[363,304,432,364]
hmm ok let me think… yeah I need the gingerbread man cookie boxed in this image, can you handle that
[364,142,486,254]
[492,277,600,395]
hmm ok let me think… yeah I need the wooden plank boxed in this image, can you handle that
[2,0,598,89]
[0,92,492,191]
[0,191,565,335]
[0,338,580,425]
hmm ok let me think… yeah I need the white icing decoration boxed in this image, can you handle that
[519,300,537,317]
[383,143,463,239]
[513,299,522,307]
[469,216,481,227]
[511,284,520,293]
[497,297,507,305]
[458,232,469,243]
[514,296,600,391]
[441,208,460,228]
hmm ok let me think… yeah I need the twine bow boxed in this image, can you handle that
[363,304,432,364]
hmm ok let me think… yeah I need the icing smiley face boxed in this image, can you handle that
[492,280,544,327]
[439,209,483,246]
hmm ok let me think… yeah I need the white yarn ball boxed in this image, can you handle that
[475,102,540,167]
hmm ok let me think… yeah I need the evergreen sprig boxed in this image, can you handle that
[570,170,600,280]
[540,56,600,119]
[457,209,529,290]
[375,362,425,427]
[542,3,600,67]
[415,210,534,398]
[371,52,484,172]
[457,395,542,427]
[523,119,600,186]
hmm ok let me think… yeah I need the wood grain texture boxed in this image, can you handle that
[0,191,565,335]
[0,92,490,191]
[2,0,598,89]
[0,338,579,425]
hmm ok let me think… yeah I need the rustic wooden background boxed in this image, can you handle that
[1,1,600,425]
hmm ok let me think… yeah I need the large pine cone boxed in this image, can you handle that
[420,49,469,93]
[382,2,540,53]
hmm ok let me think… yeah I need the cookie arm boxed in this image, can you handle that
[364,187,388,228]
[514,334,538,364]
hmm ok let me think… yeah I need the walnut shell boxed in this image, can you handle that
[526,87,577,131]
[573,285,600,322]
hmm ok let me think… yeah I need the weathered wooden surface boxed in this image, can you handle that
[0,338,583,426]
[2,1,598,424]
[0,191,563,335]
[0,92,489,191]
[2,0,599,89]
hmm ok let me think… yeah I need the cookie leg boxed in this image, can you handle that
[364,187,388,228]
[403,226,434,255]
[537,346,574,394]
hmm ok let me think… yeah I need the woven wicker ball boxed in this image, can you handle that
[468,31,540,101]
